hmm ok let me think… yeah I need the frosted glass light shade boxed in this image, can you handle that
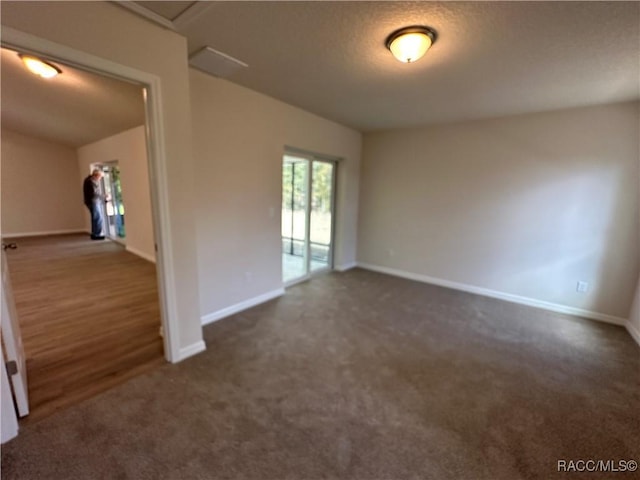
[19,55,61,79]
[386,26,437,63]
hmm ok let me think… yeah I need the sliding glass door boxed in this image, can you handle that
[282,153,335,284]
[97,162,126,241]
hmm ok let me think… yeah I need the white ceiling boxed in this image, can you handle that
[1,47,145,147]
[127,1,640,132]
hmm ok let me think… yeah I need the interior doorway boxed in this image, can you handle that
[3,25,185,365]
[281,152,336,284]
[0,42,167,422]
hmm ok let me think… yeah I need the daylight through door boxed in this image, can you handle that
[97,162,126,240]
[282,153,335,284]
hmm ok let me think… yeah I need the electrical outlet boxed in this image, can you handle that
[576,281,589,293]
[388,249,396,257]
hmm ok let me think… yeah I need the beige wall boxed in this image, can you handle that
[629,278,640,340]
[2,1,203,356]
[359,101,640,319]
[77,126,155,261]
[189,69,361,318]
[1,129,85,236]
[630,157,640,340]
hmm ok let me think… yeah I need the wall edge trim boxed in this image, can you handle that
[177,340,206,361]
[335,261,358,272]
[1,229,87,239]
[201,288,285,326]
[356,262,627,326]
[125,245,156,263]
[625,321,640,347]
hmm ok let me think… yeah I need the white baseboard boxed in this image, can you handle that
[177,340,206,362]
[125,245,156,263]
[201,288,285,326]
[335,261,358,272]
[626,321,640,347]
[1,229,86,238]
[357,262,627,327]
[107,236,126,247]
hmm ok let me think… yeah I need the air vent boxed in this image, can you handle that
[189,46,248,79]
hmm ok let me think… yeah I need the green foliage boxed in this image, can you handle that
[282,160,332,213]
[110,166,126,237]
[312,162,332,213]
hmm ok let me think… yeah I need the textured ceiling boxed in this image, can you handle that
[167,0,639,131]
[1,47,145,147]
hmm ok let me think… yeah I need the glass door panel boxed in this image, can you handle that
[309,161,334,272]
[282,155,309,283]
[110,166,126,239]
[100,169,116,238]
[98,163,126,240]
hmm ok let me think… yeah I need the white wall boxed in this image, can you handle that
[628,277,640,343]
[629,158,640,342]
[189,69,361,319]
[2,1,203,357]
[1,129,85,236]
[359,101,640,320]
[77,126,155,261]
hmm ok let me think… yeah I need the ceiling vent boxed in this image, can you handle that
[189,46,248,79]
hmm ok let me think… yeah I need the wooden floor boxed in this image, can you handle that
[5,234,165,423]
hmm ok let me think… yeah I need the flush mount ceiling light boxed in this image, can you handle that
[385,26,437,63]
[18,54,62,79]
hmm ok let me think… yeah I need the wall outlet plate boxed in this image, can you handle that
[576,281,589,293]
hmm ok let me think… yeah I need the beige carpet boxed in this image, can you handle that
[2,269,638,479]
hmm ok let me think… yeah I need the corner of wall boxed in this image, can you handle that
[626,321,640,347]
[177,340,206,362]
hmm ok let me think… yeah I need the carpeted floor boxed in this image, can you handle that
[2,269,638,479]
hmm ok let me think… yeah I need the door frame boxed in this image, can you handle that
[1,250,29,418]
[282,148,339,287]
[1,336,19,443]
[1,27,182,363]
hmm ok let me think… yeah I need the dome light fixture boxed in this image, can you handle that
[18,54,61,79]
[385,26,437,63]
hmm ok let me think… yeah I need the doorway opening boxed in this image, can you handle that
[281,152,336,284]
[0,41,168,422]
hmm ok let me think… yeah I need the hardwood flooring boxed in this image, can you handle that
[4,234,164,423]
